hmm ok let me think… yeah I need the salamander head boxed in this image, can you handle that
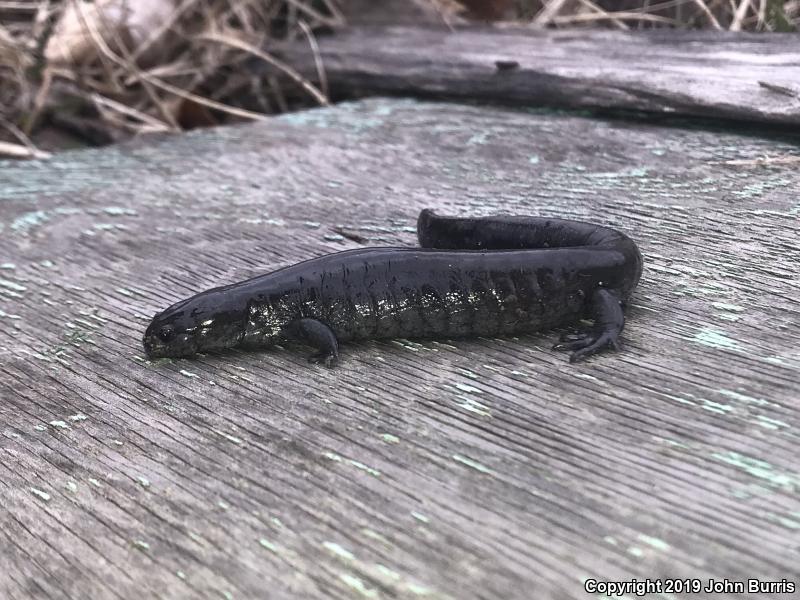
[143,292,246,359]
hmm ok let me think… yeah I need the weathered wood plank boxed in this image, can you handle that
[277,26,800,126]
[1,99,799,599]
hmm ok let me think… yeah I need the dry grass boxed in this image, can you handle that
[519,0,798,29]
[0,0,340,156]
[0,0,797,158]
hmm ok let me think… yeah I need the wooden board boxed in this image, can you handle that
[1,98,799,599]
[277,25,800,126]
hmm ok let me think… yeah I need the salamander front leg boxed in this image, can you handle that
[285,318,339,367]
[553,288,625,363]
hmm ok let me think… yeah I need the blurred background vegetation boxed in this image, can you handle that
[0,0,796,158]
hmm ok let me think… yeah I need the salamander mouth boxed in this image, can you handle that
[143,335,198,359]
[142,324,198,359]
[142,332,167,359]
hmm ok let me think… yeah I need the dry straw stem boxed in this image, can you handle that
[0,113,36,147]
[91,92,174,133]
[534,0,571,24]
[575,0,633,29]
[0,113,51,157]
[0,139,51,158]
[551,10,680,23]
[297,19,328,100]
[730,0,753,30]
[198,30,329,106]
[689,0,723,27]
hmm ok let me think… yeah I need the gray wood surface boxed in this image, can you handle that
[278,25,800,126]
[1,98,799,600]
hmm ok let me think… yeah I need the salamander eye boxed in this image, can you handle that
[158,325,176,343]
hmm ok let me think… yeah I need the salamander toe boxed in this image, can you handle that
[567,332,620,363]
[552,328,621,362]
[308,350,339,368]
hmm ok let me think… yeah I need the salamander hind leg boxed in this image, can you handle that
[553,288,625,363]
[285,318,339,367]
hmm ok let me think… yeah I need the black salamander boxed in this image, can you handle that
[143,210,643,365]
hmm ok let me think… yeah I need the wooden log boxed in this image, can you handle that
[277,25,800,126]
[1,98,799,599]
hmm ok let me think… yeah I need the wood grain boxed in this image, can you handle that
[277,25,800,127]
[1,99,799,599]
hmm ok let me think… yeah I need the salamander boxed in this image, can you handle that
[143,210,643,365]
